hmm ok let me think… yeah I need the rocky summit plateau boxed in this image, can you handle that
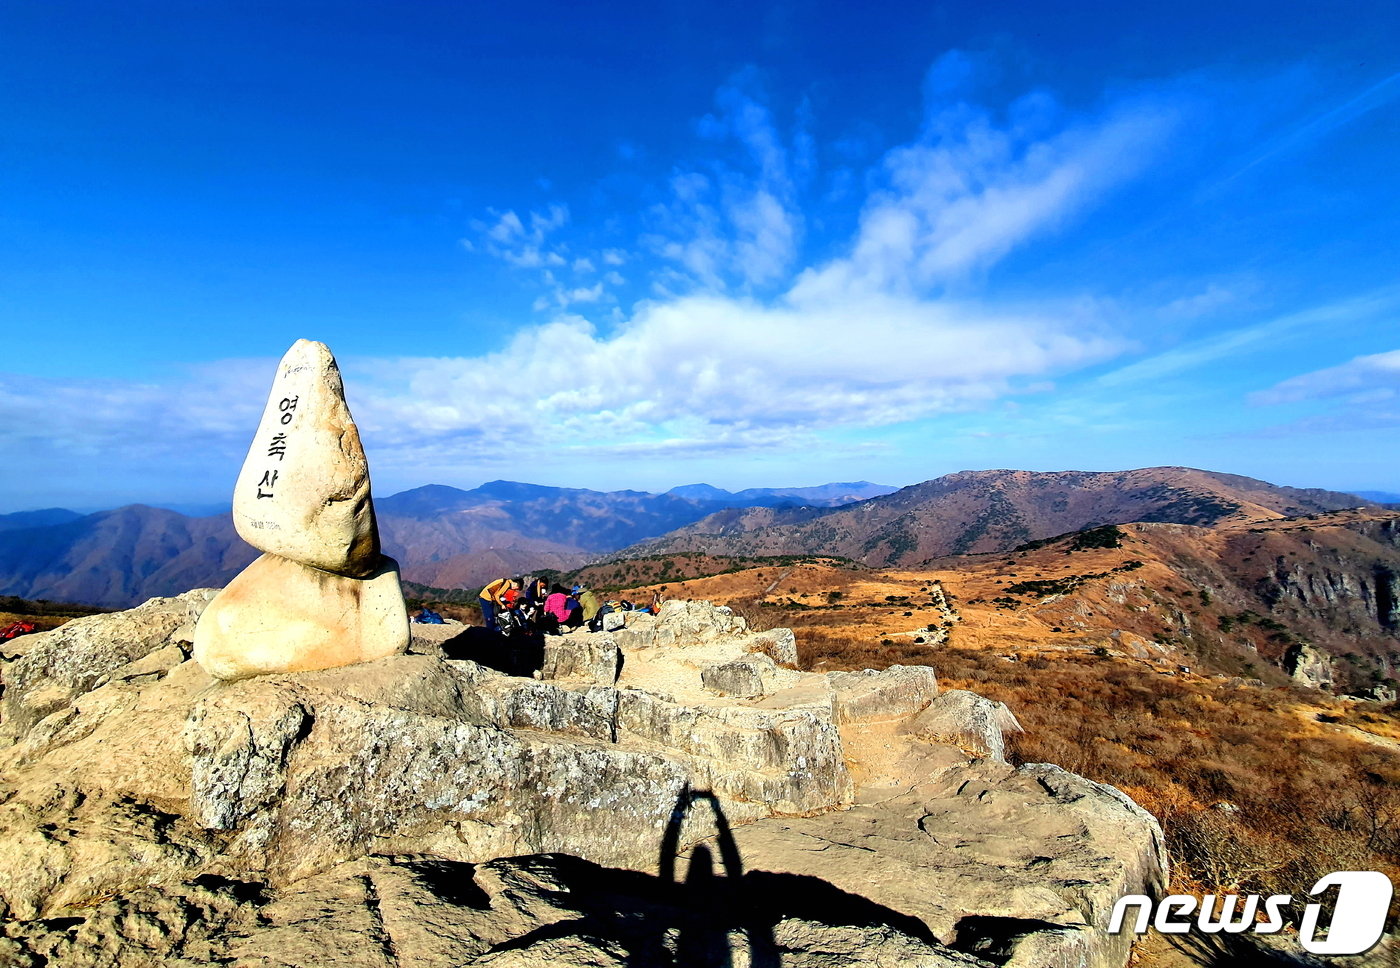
[0,591,1166,967]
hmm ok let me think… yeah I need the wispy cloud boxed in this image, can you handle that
[468,204,631,310]
[0,361,270,459]
[1093,290,1400,390]
[1229,371,1400,439]
[1212,70,1400,190]
[1252,348,1400,406]
[644,74,803,292]
[793,73,1181,301]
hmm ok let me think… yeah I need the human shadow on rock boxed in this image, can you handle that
[467,786,937,966]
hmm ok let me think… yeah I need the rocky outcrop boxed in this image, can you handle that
[0,594,1166,967]
[714,761,1168,968]
[906,689,1023,761]
[0,853,999,967]
[0,589,214,738]
[1283,641,1335,691]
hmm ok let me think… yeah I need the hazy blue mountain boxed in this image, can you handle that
[151,502,233,518]
[378,481,729,553]
[665,483,734,502]
[729,482,898,505]
[1351,490,1400,505]
[663,481,896,507]
[0,506,253,607]
[6,471,1370,608]
[0,508,83,532]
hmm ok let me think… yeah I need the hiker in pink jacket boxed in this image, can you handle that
[542,584,583,635]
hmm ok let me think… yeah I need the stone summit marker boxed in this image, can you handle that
[231,338,379,575]
[194,339,409,680]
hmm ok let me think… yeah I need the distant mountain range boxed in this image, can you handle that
[618,467,1381,567]
[663,482,897,506]
[0,469,1383,608]
[0,479,894,607]
[0,506,256,607]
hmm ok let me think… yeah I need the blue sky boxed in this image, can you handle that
[2,1,1398,512]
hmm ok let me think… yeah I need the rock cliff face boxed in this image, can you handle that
[0,594,1166,967]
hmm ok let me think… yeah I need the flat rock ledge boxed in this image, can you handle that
[0,594,1165,968]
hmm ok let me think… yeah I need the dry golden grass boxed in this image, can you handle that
[0,611,82,635]
[815,632,1400,903]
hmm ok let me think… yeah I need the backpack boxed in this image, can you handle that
[588,604,614,633]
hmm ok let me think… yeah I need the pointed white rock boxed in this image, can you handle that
[232,339,379,577]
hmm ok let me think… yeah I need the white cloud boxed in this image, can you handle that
[467,204,637,310]
[1252,349,1400,406]
[790,93,1180,303]
[503,247,565,269]
[469,204,572,273]
[530,205,568,235]
[486,210,525,242]
[647,78,803,292]
[351,292,1118,463]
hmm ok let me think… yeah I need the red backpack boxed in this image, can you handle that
[0,622,36,642]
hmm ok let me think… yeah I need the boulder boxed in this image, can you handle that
[828,664,940,724]
[702,656,774,698]
[540,634,621,684]
[192,553,409,681]
[906,689,1023,762]
[1351,682,1399,703]
[1283,641,1335,691]
[652,599,747,640]
[700,653,803,698]
[231,339,379,578]
[747,627,799,666]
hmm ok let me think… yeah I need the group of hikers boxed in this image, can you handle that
[477,575,663,636]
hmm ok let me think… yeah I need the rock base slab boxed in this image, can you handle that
[192,553,409,680]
